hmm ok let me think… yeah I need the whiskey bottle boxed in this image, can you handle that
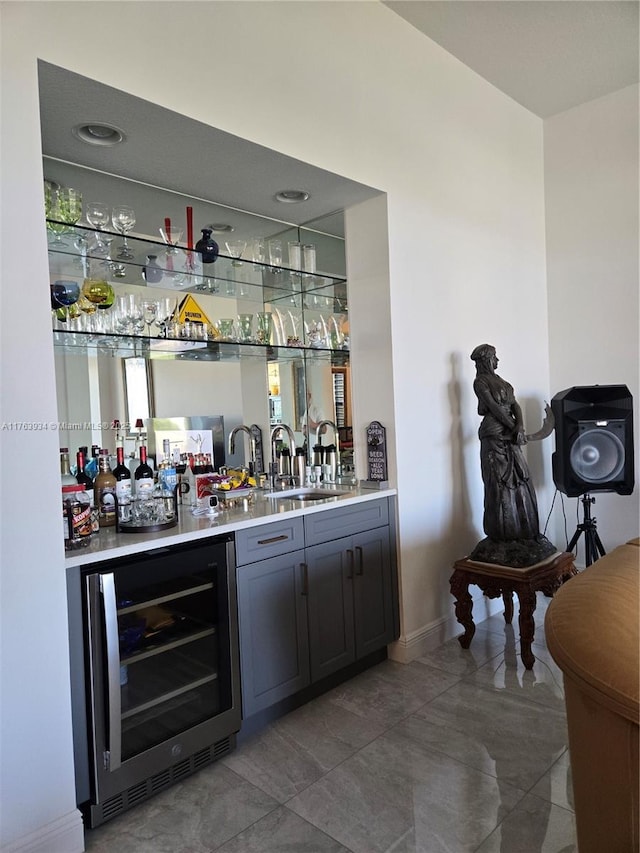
[94,449,117,528]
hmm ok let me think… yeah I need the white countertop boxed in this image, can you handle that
[64,485,397,568]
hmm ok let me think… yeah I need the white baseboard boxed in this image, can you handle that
[388,592,505,664]
[1,810,84,853]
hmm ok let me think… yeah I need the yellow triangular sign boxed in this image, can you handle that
[176,294,213,326]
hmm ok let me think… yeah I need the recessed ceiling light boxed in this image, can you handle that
[275,189,310,204]
[72,123,125,146]
[207,223,235,233]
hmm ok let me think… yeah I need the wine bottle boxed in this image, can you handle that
[134,446,155,499]
[94,449,117,528]
[113,446,132,521]
[60,447,77,486]
[76,449,98,532]
[113,418,124,450]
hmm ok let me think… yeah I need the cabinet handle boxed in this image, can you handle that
[301,563,309,596]
[346,549,354,579]
[355,546,364,576]
[257,534,289,545]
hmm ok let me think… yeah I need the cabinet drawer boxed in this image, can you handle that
[304,498,389,546]
[235,517,305,565]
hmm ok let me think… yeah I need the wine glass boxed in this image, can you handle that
[50,279,80,326]
[82,278,115,311]
[112,206,136,259]
[50,188,83,246]
[155,296,177,338]
[85,202,111,255]
[141,299,157,337]
[225,240,247,267]
[159,225,185,284]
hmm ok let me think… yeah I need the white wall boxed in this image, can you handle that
[1,2,557,848]
[545,85,640,555]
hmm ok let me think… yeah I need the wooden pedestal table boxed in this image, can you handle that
[449,551,577,669]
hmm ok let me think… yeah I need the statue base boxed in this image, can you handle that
[469,535,557,568]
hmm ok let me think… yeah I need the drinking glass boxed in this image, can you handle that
[48,188,82,245]
[50,279,80,325]
[85,202,111,255]
[250,237,266,267]
[256,311,273,345]
[155,296,177,338]
[225,240,247,267]
[237,313,253,343]
[141,299,158,337]
[288,241,302,270]
[268,240,283,270]
[81,278,115,310]
[112,206,136,259]
[302,244,317,275]
[217,318,236,341]
[159,225,186,284]
[125,294,145,335]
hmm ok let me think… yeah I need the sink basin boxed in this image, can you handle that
[265,488,349,501]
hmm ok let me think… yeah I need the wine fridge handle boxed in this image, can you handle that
[99,572,122,771]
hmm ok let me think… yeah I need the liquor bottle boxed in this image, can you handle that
[60,447,77,486]
[158,439,177,498]
[85,445,100,479]
[113,419,124,450]
[134,446,155,499]
[113,446,132,521]
[76,449,98,532]
[94,449,117,528]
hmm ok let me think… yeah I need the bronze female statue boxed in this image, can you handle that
[469,344,556,566]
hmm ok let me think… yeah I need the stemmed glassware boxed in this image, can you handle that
[112,206,136,260]
[85,202,111,255]
[159,225,185,284]
[81,278,115,311]
[225,240,247,267]
[50,280,80,325]
[141,299,157,337]
[47,188,83,246]
[155,297,177,338]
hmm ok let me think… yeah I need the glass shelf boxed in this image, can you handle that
[46,221,347,305]
[48,222,350,353]
[51,329,348,363]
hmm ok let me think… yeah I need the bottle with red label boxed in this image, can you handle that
[62,484,92,549]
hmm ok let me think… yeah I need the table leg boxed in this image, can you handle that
[502,591,514,625]
[517,586,537,669]
[450,570,475,648]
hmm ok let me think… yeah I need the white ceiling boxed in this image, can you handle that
[38,62,381,242]
[384,1,639,118]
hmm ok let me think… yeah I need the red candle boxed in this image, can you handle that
[164,217,172,243]
[186,206,193,250]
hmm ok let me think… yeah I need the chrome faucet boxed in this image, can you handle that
[269,424,297,489]
[315,419,341,480]
[228,425,257,475]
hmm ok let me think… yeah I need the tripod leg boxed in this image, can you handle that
[593,529,606,559]
[567,526,583,554]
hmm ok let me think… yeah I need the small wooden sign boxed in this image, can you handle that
[366,421,388,482]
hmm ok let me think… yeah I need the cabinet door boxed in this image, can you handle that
[306,537,356,682]
[353,526,394,659]
[236,550,310,718]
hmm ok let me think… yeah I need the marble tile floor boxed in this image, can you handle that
[85,595,576,853]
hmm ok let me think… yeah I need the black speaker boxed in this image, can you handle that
[551,385,635,497]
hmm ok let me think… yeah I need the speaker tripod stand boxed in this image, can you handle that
[567,494,606,567]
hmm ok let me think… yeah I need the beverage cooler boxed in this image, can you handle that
[67,534,241,828]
